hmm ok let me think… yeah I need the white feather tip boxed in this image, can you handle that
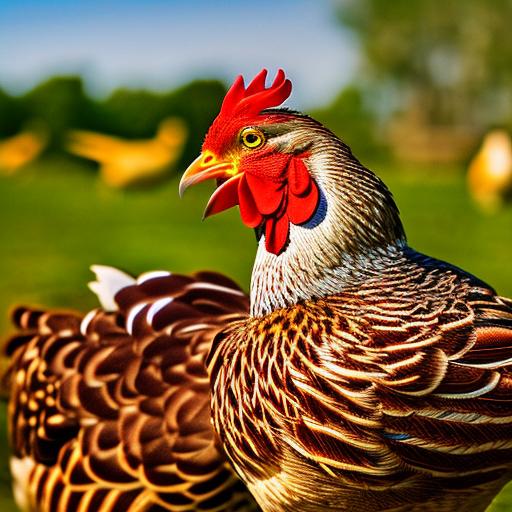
[88,265,135,311]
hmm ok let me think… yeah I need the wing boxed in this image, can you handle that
[373,286,512,483]
[4,270,256,512]
[209,275,512,510]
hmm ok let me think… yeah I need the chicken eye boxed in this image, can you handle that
[240,128,265,149]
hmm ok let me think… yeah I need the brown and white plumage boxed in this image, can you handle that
[3,267,256,512]
[208,251,512,511]
[179,69,512,511]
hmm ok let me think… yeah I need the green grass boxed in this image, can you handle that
[0,157,511,510]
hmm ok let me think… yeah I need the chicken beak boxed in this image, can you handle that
[179,151,237,198]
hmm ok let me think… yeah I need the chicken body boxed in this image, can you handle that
[179,70,512,512]
[3,267,256,512]
[209,249,512,512]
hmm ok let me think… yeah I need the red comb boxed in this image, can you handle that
[220,69,292,116]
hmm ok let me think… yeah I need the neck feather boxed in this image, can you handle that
[250,121,406,317]
[250,242,407,316]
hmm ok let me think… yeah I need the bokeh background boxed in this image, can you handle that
[1,0,512,510]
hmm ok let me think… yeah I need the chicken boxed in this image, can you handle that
[67,118,187,188]
[2,266,256,511]
[0,126,48,175]
[179,69,512,512]
[468,129,512,212]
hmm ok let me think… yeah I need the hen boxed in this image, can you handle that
[467,129,512,212]
[67,118,187,188]
[179,69,512,511]
[3,266,256,511]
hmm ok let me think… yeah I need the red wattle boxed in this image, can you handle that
[287,177,319,225]
[217,154,319,255]
[289,158,312,196]
[265,213,290,255]
[274,189,288,219]
[238,175,263,228]
[245,172,285,215]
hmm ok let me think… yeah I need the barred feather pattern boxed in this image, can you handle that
[208,252,512,512]
[4,271,257,512]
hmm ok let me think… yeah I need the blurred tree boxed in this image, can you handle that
[337,0,512,161]
[21,76,95,150]
[0,89,27,138]
[99,89,166,137]
[100,80,226,166]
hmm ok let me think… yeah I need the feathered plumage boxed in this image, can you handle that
[3,268,256,512]
[180,69,512,511]
[208,250,512,511]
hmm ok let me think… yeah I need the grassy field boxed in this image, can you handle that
[0,156,511,510]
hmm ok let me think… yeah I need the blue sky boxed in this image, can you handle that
[0,0,357,108]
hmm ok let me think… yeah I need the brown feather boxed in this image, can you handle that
[4,272,257,512]
[208,259,512,512]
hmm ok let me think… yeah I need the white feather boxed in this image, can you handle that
[137,270,171,284]
[454,357,512,369]
[126,302,147,336]
[10,456,35,512]
[188,282,245,296]
[146,297,174,326]
[80,309,98,336]
[88,265,135,311]
[434,372,501,399]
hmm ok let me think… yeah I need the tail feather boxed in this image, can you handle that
[1,269,255,511]
[88,265,135,311]
[2,306,43,398]
[1,306,82,398]
[11,306,44,331]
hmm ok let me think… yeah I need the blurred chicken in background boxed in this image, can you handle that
[0,125,48,175]
[67,117,187,188]
[468,129,512,212]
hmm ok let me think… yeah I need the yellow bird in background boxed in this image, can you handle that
[0,126,48,175]
[468,129,512,212]
[67,117,187,188]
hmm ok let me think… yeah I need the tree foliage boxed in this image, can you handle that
[0,89,27,138]
[22,77,95,149]
[337,0,512,128]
